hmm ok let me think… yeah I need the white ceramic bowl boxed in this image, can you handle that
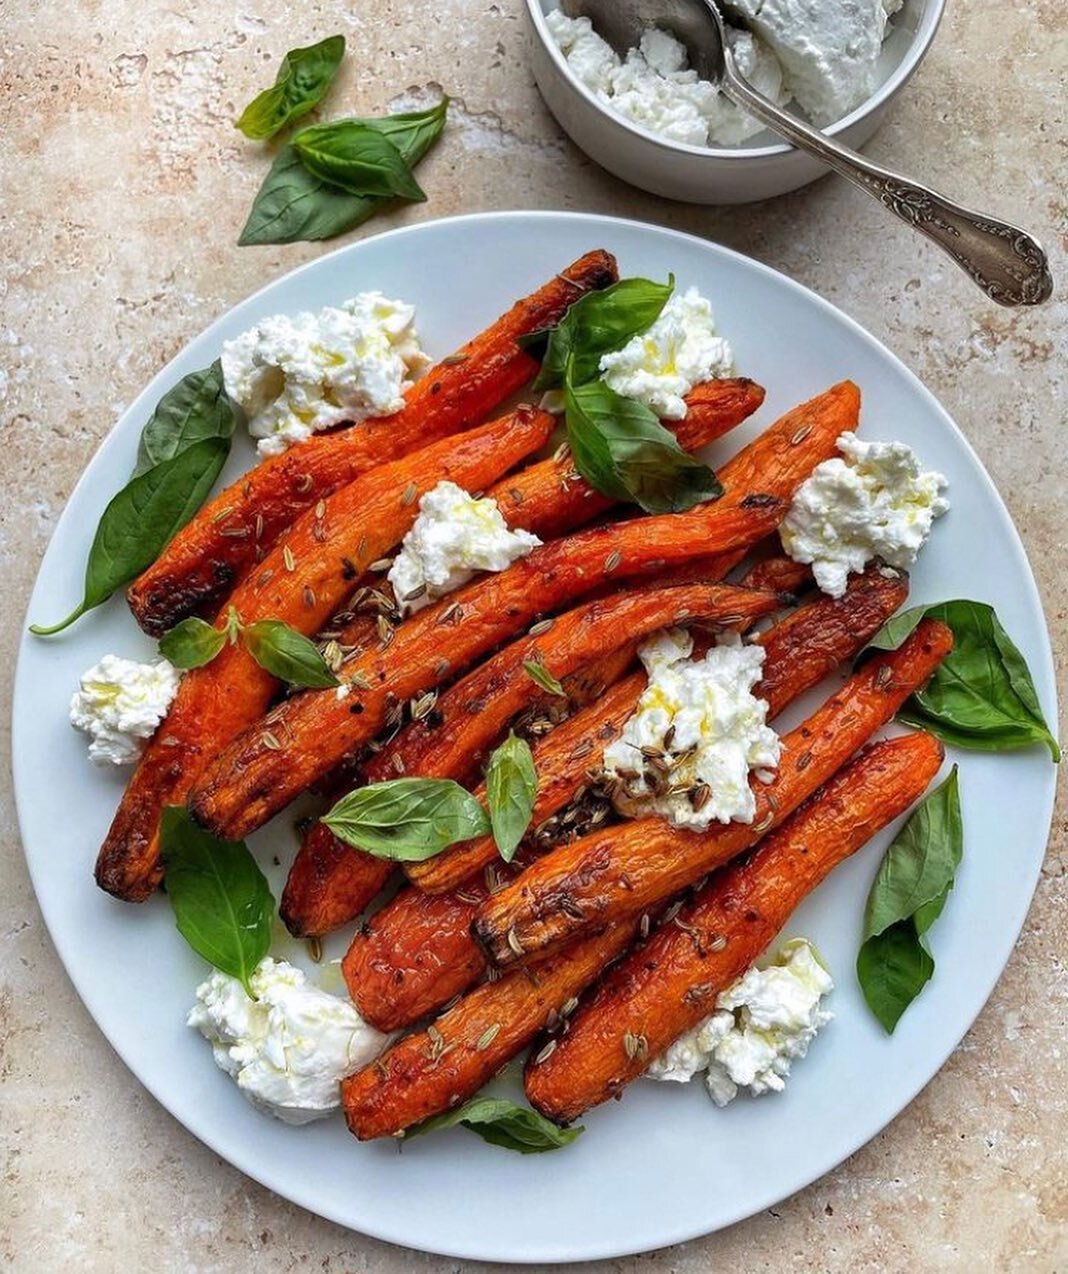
[525,0,945,203]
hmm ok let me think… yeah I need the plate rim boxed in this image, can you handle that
[12,209,1059,1264]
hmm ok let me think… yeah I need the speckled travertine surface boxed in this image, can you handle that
[2,0,1066,1268]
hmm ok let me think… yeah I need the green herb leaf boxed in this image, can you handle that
[866,601,1059,760]
[242,619,340,689]
[294,121,425,200]
[523,659,567,698]
[564,379,722,515]
[323,778,490,861]
[235,34,346,140]
[134,361,235,475]
[159,616,228,670]
[857,766,961,1032]
[406,1096,583,1153]
[485,733,537,863]
[160,806,273,997]
[529,275,674,391]
[239,99,448,246]
[30,438,229,636]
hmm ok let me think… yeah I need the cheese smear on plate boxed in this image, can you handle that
[780,432,949,597]
[388,481,542,615]
[69,654,180,765]
[647,939,833,1105]
[222,293,429,457]
[188,958,389,1125]
[602,628,780,829]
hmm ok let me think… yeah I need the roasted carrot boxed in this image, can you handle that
[189,382,856,840]
[96,407,553,902]
[472,618,953,968]
[740,553,813,595]
[126,251,618,636]
[525,731,946,1123]
[341,923,636,1140]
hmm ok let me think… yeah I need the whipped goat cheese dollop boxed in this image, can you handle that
[647,939,833,1106]
[222,293,429,457]
[70,654,180,765]
[601,628,780,829]
[388,480,542,615]
[598,287,734,419]
[780,432,949,598]
[188,957,389,1125]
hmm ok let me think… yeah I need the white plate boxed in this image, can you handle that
[13,212,1058,1264]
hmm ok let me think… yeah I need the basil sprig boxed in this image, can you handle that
[135,361,234,473]
[406,1096,583,1154]
[323,778,490,861]
[294,122,426,201]
[158,608,339,688]
[239,100,448,246]
[160,806,273,997]
[485,733,538,863]
[523,658,566,698]
[235,35,346,141]
[857,767,962,1033]
[866,601,1059,760]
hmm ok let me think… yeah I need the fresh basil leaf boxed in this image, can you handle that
[30,438,228,636]
[866,601,1059,760]
[235,34,345,140]
[523,659,567,698]
[485,733,537,863]
[406,1096,583,1153]
[239,100,448,246]
[564,379,722,515]
[242,619,340,689]
[160,806,273,997]
[159,616,228,670]
[531,275,674,392]
[323,778,490,861]
[857,766,961,1032]
[294,122,425,200]
[134,361,235,475]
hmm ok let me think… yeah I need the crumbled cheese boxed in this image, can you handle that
[188,957,389,1125]
[69,654,180,765]
[222,293,429,457]
[602,628,780,829]
[780,432,949,598]
[545,10,789,147]
[598,288,734,420]
[647,939,833,1105]
[387,481,541,615]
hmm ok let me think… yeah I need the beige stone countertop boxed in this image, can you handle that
[2,0,1065,1268]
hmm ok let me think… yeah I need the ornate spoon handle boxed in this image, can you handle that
[722,61,1053,307]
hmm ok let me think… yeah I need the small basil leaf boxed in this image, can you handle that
[30,438,229,636]
[523,659,567,698]
[239,100,447,246]
[865,601,1059,760]
[406,1096,583,1153]
[159,616,228,670]
[242,619,340,689]
[160,806,273,997]
[235,34,346,141]
[565,379,722,515]
[532,275,674,392]
[134,361,235,475]
[485,733,537,863]
[294,122,425,200]
[857,766,961,1032]
[323,778,490,861]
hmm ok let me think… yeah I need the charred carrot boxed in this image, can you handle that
[341,923,636,1140]
[525,732,946,1123]
[96,407,552,902]
[127,251,619,636]
[189,382,856,840]
[740,553,813,595]
[472,618,953,968]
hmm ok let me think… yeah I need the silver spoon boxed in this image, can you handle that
[563,0,1053,306]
